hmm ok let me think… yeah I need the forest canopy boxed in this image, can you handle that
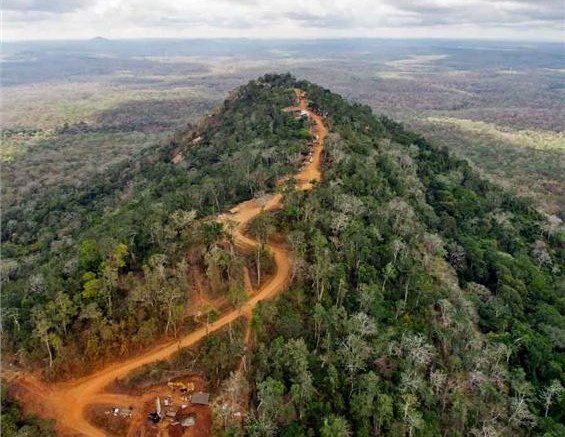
[1,74,563,436]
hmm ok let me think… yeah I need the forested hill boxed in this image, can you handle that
[246,76,564,436]
[2,74,310,375]
[2,74,564,435]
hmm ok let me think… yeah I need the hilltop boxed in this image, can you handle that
[2,74,564,436]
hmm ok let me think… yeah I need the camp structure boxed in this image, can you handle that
[190,392,210,405]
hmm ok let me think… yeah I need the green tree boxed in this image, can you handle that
[320,415,351,437]
[246,378,286,437]
[285,338,314,419]
[82,243,128,316]
[47,291,76,336]
[78,239,102,272]
[31,307,58,369]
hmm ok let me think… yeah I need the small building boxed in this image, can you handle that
[229,206,239,214]
[190,392,210,405]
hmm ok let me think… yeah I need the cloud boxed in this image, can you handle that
[4,0,89,13]
[381,0,565,25]
[4,0,564,41]
[283,12,359,29]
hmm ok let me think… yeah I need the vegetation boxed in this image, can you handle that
[113,317,247,392]
[413,117,565,214]
[1,73,307,377]
[243,77,563,436]
[4,38,563,214]
[2,72,563,435]
[424,117,565,152]
[0,381,56,436]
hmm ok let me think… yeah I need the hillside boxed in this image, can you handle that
[2,74,564,436]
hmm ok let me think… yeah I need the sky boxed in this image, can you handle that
[4,0,565,42]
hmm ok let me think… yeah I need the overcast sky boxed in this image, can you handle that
[4,0,564,42]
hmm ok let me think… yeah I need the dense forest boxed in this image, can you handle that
[2,74,563,436]
[243,76,563,436]
[238,77,564,437]
[1,74,308,376]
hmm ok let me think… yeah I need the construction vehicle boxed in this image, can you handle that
[167,381,195,393]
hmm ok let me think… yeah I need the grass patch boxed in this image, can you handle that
[426,116,565,151]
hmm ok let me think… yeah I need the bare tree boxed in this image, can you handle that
[532,240,552,269]
[247,212,274,286]
[540,380,564,417]
[339,334,372,396]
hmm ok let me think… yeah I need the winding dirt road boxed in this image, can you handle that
[6,88,327,436]
[291,89,327,190]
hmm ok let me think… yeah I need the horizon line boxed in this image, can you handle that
[3,35,564,44]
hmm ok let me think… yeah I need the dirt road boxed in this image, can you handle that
[292,90,327,190]
[6,88,327,436]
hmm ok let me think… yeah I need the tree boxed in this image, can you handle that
[47,291,76,336]
[339,334,372,396]
[350,372,380,433]
[287,230,306,280]
[83,243,128,316]
[381,262,397,293]
[31,307,57,369]
[158,258,188,336]
[246,378,286,437]
[508,369,536,429]
[247,212,274,286]
[78,239,102,272]
[160,284,183,336]
[311,231,331,303]
[399,393,423,437]
[205,247,225,292]
[205,246,244,293]
[532,240,552,269]
[376,393,394,434]
[212,370,249,433]
[391,333,434,369]
[165,209,197,241]
[320,415,351,437]
[127,254,165,317]
[1,307,20,335]
[229,285,248,312]
[284,339,314,419]
[541,380,564,418]
[199,221,226,250]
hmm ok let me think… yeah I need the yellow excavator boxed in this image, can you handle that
[167,381,195,393]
